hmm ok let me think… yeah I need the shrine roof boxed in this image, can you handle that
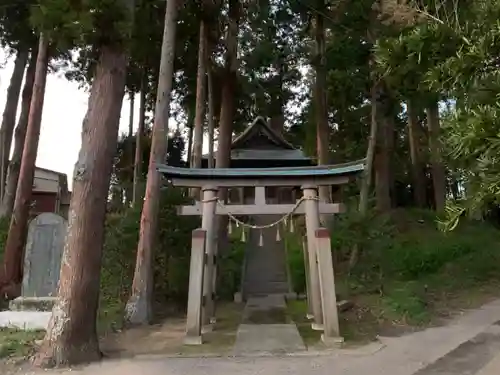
[202,116,311,162]
[231,116,295,150]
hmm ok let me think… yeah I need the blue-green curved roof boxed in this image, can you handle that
[157,159,365,179]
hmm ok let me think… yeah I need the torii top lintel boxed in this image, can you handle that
[157,159,366,188]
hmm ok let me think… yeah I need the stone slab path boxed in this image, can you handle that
[232,294,305,355]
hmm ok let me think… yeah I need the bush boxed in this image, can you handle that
[100,187,199,318]
[284,231,306,294]
[283,208,500,325]
[217,233,245,299]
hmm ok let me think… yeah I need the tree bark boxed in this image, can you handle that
[358,85,378,215]
[427,100,446,212]
[0,49,29,199]
[34,41,129,367]
[128,92,135,138]
[187,124,194,167]
[192,20,207,170]
[270,59,285,134]
[207,60,215,168]
[216,0,239,255]
[374,86,392,212]
[314,8,331,206]
[407,100,426,207]
[132,73,147,207]
[0,47,37,219]
[125,0,180,325]
[350,84,379,269]
[0,36,49,297]
[125,91,135,204]
[215,0,239,171]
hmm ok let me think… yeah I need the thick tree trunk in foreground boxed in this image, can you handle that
[0,47,37,219]
[0,50,29,198]
[34,42,129,367]
[427,100,446,212]
[314,8,331,207]
[407,100,426,207]
[125,0,180,325]
[0,36,49,296]
[132,75,147,207]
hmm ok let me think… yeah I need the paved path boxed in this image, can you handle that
[233,295,305,355]
[14,299,500,375]
[476,351,500,375]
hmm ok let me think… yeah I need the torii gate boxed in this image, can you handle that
[157,160,365,346]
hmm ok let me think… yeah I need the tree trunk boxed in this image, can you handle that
[187,125,194,167]
[407,100,426,207]
[216,0,240,257]
[374,87,392,212]
[270,59,285,134]
[207,60,215,168]
[0,49,29,199]
[192,20,207,170]
[350,83,379,269]
[0,36,49,297]
[0,46,38,219]
[132,73,147,206]
[125,91,135,204]
[125,0,180,325]
[427,100,446,212]
[34,41,129,368]
[359,85,378,215]
[215,0,239,171]
[128,92,135,138]
[189,20,208,198]
[314,8,331,206]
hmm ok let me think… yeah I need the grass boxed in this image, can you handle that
[287,300,322,348]
[0,329,44,359]
[180,302,243,354]
[286,209,500,347]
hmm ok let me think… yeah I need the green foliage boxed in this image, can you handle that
[99,187,198,329]
[0,329,44,359]
[334,209,500,324]
[284,230,306,294]
[0,0,37,49]
[33,0,134,49]
[218,233,245,300]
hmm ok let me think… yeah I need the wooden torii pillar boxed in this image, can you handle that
[157,161,365,346]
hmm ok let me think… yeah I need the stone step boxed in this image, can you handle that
[245,282,289,295]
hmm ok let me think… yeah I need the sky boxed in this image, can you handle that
[0,50,173,190]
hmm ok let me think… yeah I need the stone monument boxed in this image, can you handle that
[9,212,68,312]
